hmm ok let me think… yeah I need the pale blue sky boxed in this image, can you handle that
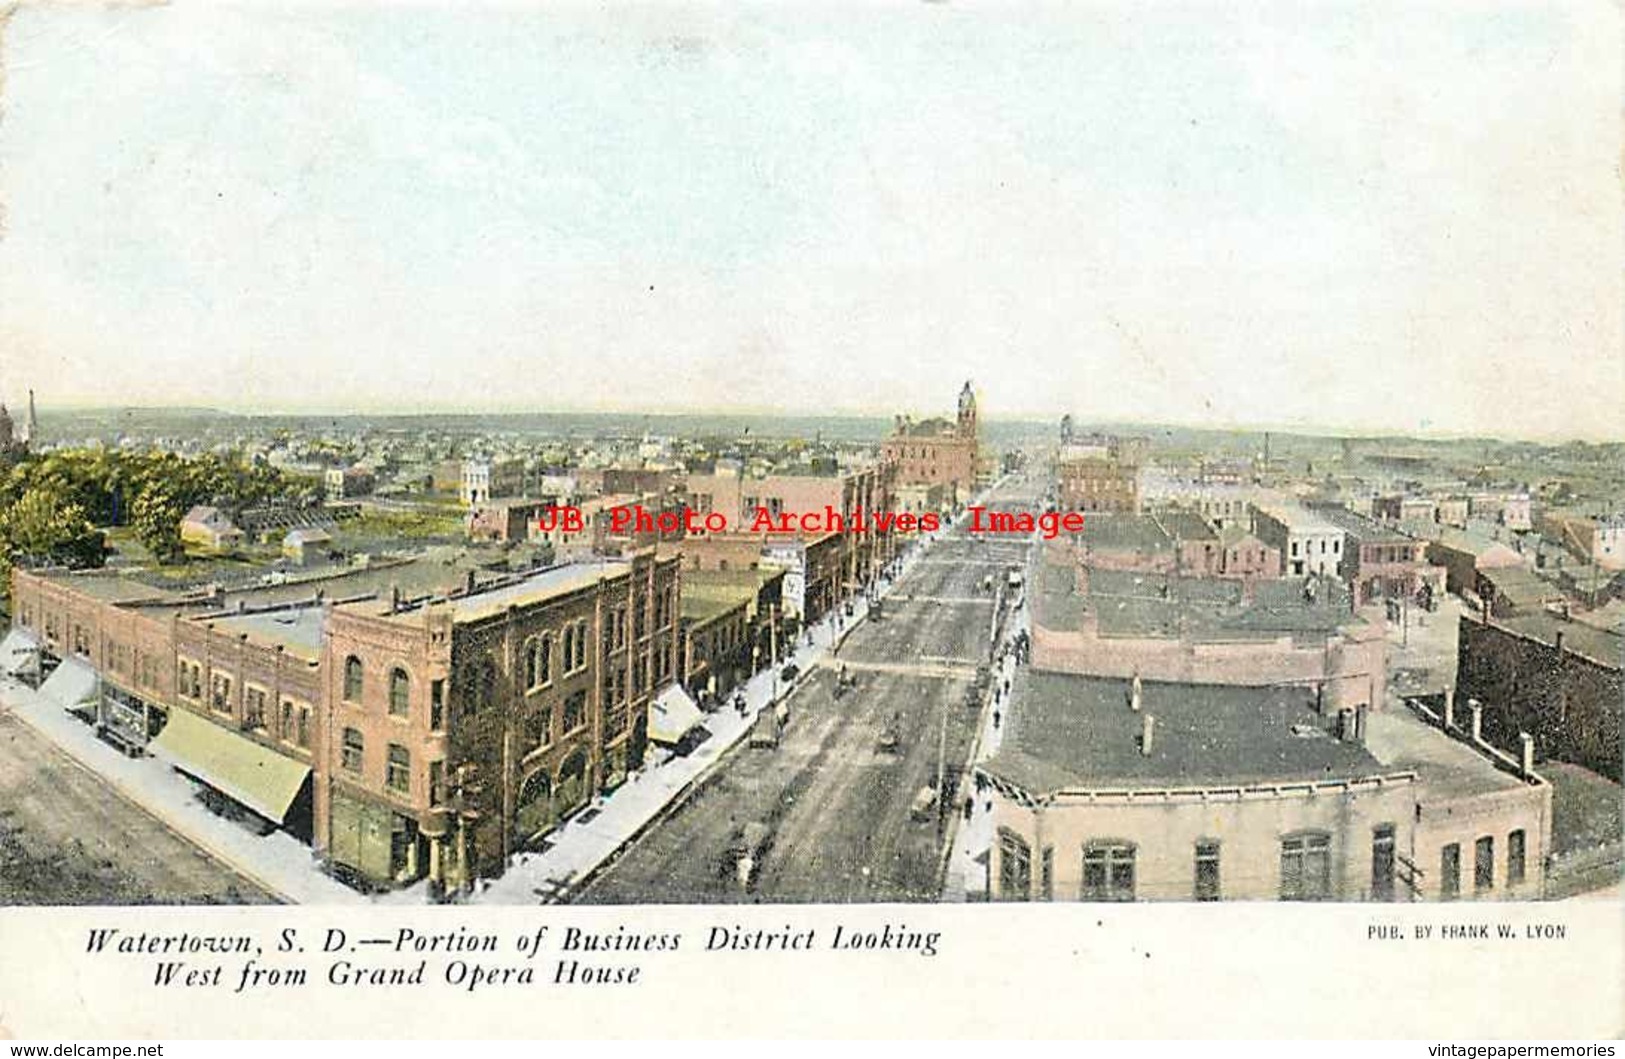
[1,2,1618,438]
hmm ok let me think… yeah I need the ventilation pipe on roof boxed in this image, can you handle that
[1469,699,1483,743]
[1129,673,1142,713]
[1520,732,1536,778]
[1139,714,1155,756]
[1443,686,1456,730]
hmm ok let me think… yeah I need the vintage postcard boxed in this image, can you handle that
[0,0,1619,1041]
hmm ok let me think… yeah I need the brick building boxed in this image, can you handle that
[8,550,680,894]
[880,381,980,508]
[1054,436,1146,514]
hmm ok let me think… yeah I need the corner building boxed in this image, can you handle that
[320,551,680,891]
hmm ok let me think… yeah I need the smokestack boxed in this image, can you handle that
[1469,699,1483,743]
[1444,687,1455,730]
[1519,732,1536,778]
[1139,714,1155,756]
[1554,629,1565,654]
[1129,673,1142,712]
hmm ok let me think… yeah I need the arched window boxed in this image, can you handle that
[524,639,540,690]
[343,656,364,701]
[341,727,364,773]
[537,635,551,685]
[389,667,411,717]
[562,627,575,673]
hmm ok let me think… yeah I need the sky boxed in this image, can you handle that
[0,2,1619,439]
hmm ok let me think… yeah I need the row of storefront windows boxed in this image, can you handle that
[999,824,1530,901]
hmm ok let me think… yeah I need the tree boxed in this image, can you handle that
[0,487,105,569]
[130,482,188,564]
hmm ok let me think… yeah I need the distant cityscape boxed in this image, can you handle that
[0,382,1618,905]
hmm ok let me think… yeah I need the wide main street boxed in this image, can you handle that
[0,709,275,905]
[577,475,1042,904]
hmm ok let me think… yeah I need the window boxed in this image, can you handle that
[563,690,587,733]
[1195,841,1221,901]
[573,622,587,670]
[562,626,576,673]
[343,656,364,701]
[341,727,364,773]
[209,672,233,714]
[281,700,294,742]
[1508,830,1527,887]
[1040,847,1054,901]
[429,761,445,807]
[430,679,445,730]
[1082,842,1136,902]
[386,745,410,793]
[389,668,411,717]
[1440,843,1462,900]
[1372,825,1396,902]
[1280,833,1332,901]
[1474,836,1494,893]
[245,687,266,730]
[528,636,551,689]
[527,707,552,751]
[297,707,310,749]
[477,656,497,713]
[997,829,1031,900]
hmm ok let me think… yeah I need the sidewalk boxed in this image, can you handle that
[942,531,1032,902]
[0,676,364,904]
[466,540,934,905]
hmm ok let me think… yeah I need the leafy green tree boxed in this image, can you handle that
[130,482,188,564]
[0,488,105,569]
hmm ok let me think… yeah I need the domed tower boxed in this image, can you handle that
[956,380,977,439]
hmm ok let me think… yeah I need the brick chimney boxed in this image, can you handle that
[1443,686,1455,730]
[1469,699,1483,743]
[1519,732,1536,778]
[1139,714,1156,756]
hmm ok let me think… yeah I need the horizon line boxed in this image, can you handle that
[15,400,1624,447]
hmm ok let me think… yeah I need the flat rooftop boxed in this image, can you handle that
[430,560,629,623]
[984,671,1384,793]
[1037,563,1359,643]
[207,606,327,662]
[1496,613,1621,670]
[1255,503,1342,535]
[1362,707,1529,799]
[1306,503,1413,544]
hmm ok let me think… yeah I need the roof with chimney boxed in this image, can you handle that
[983,671,1383,793]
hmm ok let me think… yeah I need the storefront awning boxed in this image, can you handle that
[0,628,40,677]
[151,708,311,824]
[648,684,705,746]
[38,656,97,710]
